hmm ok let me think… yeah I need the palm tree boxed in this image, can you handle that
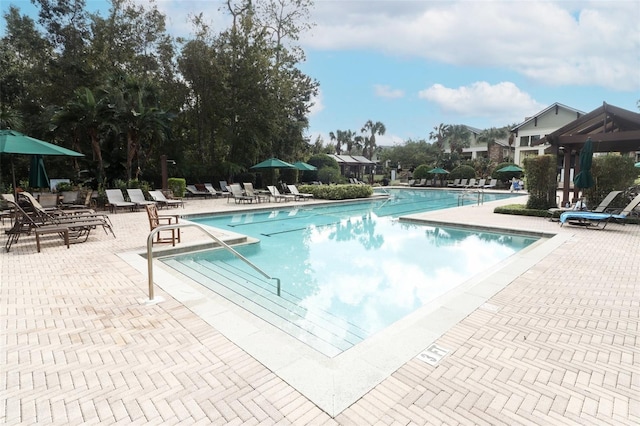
[52,87,111,182]
[478,127,508,163]
[361,120,386,160]
[447,125,471,154]
[0,107,23,130]
[429,123,450,152]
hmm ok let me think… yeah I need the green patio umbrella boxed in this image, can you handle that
[0,129,84,196]
[293,161,317,171]
[496,164,523,173]
[250,157,296,170]
[28,155,49,189]
[573,138,594,189]
[427,167,449,174]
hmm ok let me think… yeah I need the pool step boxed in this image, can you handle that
[163,258,368,357]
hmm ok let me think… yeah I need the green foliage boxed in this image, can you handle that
[413,164,432,179]
[494,204,551,218]
[56,181,73,192]
[449,165,475,180]
[308,154,339,170]
[298,184,373,200]
[167,178,186,198]
[584,155,638,208]
[280,168,299,185]
[524,155,557,209]
[317,167,343,184]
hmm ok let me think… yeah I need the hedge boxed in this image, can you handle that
[298,184,373,200]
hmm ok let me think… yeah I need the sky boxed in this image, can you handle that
[2,0,639,147]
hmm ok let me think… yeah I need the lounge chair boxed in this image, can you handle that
[149,190,184,209]
[287,185,313,201]
[455,179,468,187]
[185,185,213,198]
[483,179,497,189]
[447,178,460,187]
[466,178,477,187]
[145,204,180,246]
[228,184,254,204]
[126,188,156,209]
[415,179,427,187]
[105,189,136,213]
[473,179,486,188]
[560,193,640,229]
[267,185,295,202]
[549,190,623,219]
[4,198,113,252]
[204,183,223,197]
[243,183,269,203]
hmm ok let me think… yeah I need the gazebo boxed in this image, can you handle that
[536,102,640,205]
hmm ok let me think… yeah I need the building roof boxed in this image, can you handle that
[327,154,376,165]
[511,102,586,132]
[535,102,640,152]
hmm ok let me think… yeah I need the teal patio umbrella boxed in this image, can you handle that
[573,138,594,189]
[496,164,523,173]
[427,167,449,174]
[293,161,317,171]
[250,157,296,170]
[0,129,84,196]
[29,155,49,189]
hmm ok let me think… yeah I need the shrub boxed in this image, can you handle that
[317,166,343,184]
[584,155,638,209]
[449,165,475,180]
[524,155,557,210]
[494,204,551,218]
[167,178,186,198]
[413,164,432,179]
[298,184,373,200]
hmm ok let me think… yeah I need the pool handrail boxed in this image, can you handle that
[146,222,282,301]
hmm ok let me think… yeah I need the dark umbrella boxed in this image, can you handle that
[573,138,594,189]
[293,161,317,171]
[29,155,49,189]
[0,129,84,196]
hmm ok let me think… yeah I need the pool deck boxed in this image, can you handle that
[2,189,639,425]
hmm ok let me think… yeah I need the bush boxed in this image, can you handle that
[494,204,551,218]
[584,155,638,209]
[317,166,343,184]
[449,165,475,180]
[298,184,373,200]
[413,164,432,179]
[167,178,186,198]
[524,155,557,210]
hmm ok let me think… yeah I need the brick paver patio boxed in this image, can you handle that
[1,191,638,425]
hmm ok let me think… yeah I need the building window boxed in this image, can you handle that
[531,135,540,145]
[519,136,529,147]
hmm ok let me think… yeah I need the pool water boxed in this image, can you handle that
[162,189,536,356]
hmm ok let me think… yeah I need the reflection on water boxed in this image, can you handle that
[181,191,534,340]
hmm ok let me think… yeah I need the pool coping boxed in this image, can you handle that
[120,208,567,417]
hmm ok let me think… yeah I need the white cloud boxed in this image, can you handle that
[418,81,545,123]
[305,1,640,91]
[308,88,325,116]
[374,84,404,99]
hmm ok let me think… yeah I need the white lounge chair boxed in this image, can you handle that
[267,185,295,202]
[126,188,156,209]
[105,189,136,213]
[287,185,313,201]
[149,190,184,209]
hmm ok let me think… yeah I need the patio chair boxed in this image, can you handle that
[145,204,180,246]
[126,188,156,209]
[447,178,460,187]
[243,183,269,203]
[559,193,640,229]
[473,178,486,188]
[455,179,468,187]
[185,184,213,198]
[267,185,295,202]
[483,179,497,189]
[105,189,136,213]
[466,178,477,187]
[287,185,313,201]
[228,184,254,204]
[149,190,184,209]
[204,183,223,197]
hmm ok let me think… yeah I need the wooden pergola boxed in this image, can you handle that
[536,102,640,205]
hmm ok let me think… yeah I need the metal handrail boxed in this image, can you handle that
[146,222,282,302]
[458,188,485,206]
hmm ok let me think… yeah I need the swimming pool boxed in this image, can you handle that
[161,189,535,357]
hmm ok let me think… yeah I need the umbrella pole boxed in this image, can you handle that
[11,158,17,201]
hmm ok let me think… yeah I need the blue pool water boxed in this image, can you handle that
[162,189,536,356]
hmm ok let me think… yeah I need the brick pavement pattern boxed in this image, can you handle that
[1,194,638,425]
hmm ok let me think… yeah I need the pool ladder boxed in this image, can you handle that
[146,222,282,302]
[458,188,485,206]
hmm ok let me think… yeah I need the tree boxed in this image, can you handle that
[429,123,450,152]
[361,120,386,160]
[447,124,471,154]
